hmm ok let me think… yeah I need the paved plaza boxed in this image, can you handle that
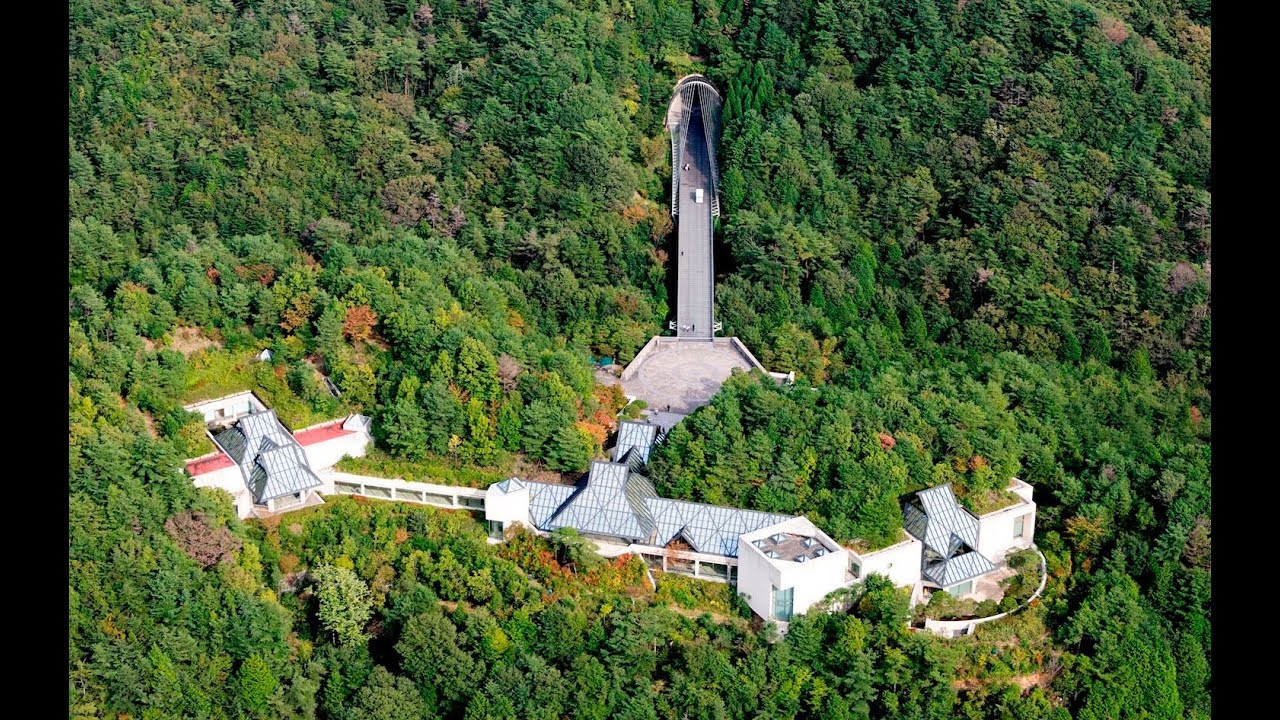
[621,341,754,415]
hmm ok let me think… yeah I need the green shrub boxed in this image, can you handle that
[654,573,734,615]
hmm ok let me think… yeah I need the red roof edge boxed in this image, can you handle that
[293,421,355,447]
[187,452,235,476]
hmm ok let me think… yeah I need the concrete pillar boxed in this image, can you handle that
[389,487,397,501]
[694,561,701,578]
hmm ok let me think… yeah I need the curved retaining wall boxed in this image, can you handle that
[923,548,1048,638]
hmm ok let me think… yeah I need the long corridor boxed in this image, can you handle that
[675,104,715,340]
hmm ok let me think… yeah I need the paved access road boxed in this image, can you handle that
[675,103,714,340]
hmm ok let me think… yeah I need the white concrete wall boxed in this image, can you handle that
[301,430,372,471]
[736,535,782,621]
[191,465,254,519]
[184,391,265,423]
[484,483,531,526]
[737,517,852,622]
[851,535,923,588]
[1009,477,1034,504]
[232,489,254,519]
[191,464,244,496]
[778,547,849,617]
[976,500,1036,561]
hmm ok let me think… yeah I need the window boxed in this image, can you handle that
[1014,515,1026,538]
[487,520,504,539]
[701,563,730,580]
[771,585,794,621]
[274,492,304,509]
[850,561,861,579]
[948,580,973,597]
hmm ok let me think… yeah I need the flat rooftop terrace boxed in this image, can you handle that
[751,531,832,563]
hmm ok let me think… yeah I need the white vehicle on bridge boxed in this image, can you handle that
[694,188,704,203]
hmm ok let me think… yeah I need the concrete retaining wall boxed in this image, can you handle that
[622,335,771,382]
[622,336,665,380]
[723,337,767,372]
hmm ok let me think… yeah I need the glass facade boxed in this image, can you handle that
[1014,515,1025,538]
[947,580,973,597]
[771,585,794,621]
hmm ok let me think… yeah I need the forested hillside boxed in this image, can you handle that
[69,0,1210,718]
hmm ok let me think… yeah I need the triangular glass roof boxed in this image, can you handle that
[543,462,658,541]
[906,484,996,587]
[212,409,320,502]
[614,420,661,468]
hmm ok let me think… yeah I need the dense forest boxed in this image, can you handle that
[69,0,1210,718]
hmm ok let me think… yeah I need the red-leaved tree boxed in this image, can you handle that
[165,511,242,568]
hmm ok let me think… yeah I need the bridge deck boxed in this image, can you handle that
[676,105,714,340]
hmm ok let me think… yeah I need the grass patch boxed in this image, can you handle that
[336,447,511,488]
[846,527,912,554]
[960,489,1024,516]
[183,349,340,429]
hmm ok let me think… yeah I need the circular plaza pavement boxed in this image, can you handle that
[621,341,755,415]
